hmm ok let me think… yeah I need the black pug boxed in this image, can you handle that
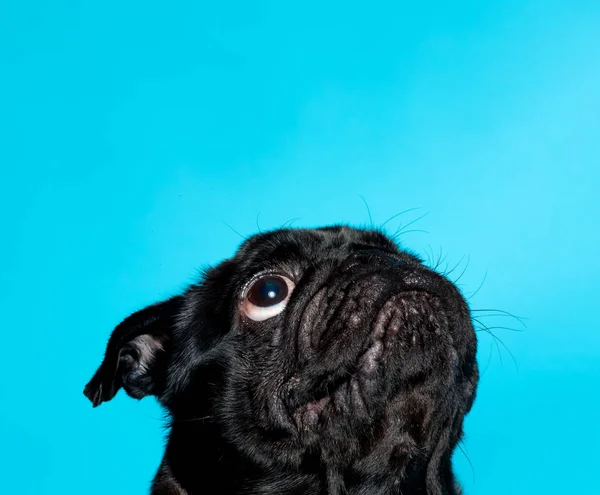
[84,225,478,495]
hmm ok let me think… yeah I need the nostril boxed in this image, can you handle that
[401,266,449,296]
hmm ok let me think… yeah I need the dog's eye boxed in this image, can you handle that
[243,275,295,321]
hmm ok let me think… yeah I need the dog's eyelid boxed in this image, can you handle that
[240,269,296,296]
[241,273,296,322]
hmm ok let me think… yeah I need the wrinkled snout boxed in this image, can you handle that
[286,251,464,424]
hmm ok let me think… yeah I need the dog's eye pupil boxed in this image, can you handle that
[247,277,289,307]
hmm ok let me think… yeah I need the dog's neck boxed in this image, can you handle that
[157,358,465,495]
[155,418,461,495]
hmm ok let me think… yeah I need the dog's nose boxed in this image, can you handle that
[342,249,446,296]
[341,249,405,272]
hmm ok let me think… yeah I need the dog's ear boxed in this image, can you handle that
[83,296,183,407]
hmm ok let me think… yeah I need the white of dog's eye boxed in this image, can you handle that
[243,275,295,321]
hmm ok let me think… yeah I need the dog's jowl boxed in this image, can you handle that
[84,226,478,495]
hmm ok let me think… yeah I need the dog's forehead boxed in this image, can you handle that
[235,225,399,264]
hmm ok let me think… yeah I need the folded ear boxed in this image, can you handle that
[83,296,183,408]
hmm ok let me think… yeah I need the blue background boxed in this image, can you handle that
[1,1,599,493]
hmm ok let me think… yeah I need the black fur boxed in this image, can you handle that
[84,225,478,494]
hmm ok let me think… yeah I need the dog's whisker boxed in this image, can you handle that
[471,309,527,327]
[436,246,446,271]
[223,220,247,240]
[280,217,302,229]
[472,320,524,333]
[474,322,519,373]
[479,341,495,378]
[480,327,504,367]
[428,245,447,272]
[464,271,488,300]
[452,254,471,285]
[423,244,434,267]
[457,441,476,485]
[380,206,423,229]
[256,212,263,233]
[394,211,431,238]
[359,194,374,228]
[442,255,467,278]
[391,228,430,241]
[436,253,449,272]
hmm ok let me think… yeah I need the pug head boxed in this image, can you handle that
[84,225,478,494]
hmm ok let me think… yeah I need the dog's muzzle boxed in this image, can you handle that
[285,251,451,429]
